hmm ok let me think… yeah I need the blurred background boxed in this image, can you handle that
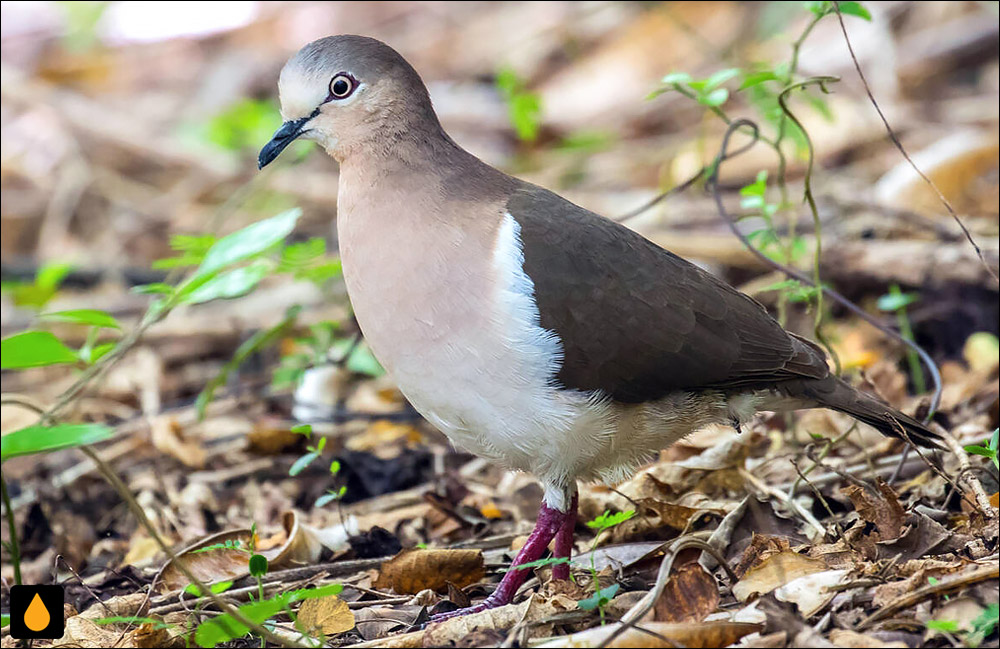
[0,1,998,639]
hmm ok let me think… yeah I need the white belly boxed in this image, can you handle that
[339,205,614,485]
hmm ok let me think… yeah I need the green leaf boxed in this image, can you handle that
[289,452,319,476]
[132,283,175,295]
[329,459,341,475]
[195,209,301,278]
[1,613,9,628]
[804,1,830,16]
[290,424,312,436]
[94,616,172,630]
[876,291,919,312]
[315,491,341,508]
[586,510,636,531]
[698,87,729,107]
[1,331,79,369]
[969,603,999,646]
[577,584,619,611]
[184,580,234,596]
[703,68,741,91]
[1,423,113,462]
[511,556,571,571]
[925,619,959,633]
[191,540,246,554]
[182,262,269,305]
[194,595,289,648]
[739,70,781,90]
[3,261,74,309]
[248,554,268,578]
[837,1,872,21]
[661,72,692,85]
[40,309,121,330]
[289,583,344,600]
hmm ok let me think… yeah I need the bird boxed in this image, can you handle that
[258,35,940,621]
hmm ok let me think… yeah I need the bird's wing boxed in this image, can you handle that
[507,185,830,403]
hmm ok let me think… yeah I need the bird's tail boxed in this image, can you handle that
[795,375,942,449]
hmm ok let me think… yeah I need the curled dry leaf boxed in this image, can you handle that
[155,510,341,593]
[842,477,906,542]
[773,568,849,617]
[297,595,356,636]
[374,548,485,594]
[150,416,206,469]
[732,551,827,602]
[535,620,763,648]
[653,561,719,623]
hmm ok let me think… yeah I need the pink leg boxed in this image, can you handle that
[552,493,578,581]
[429,499,571,623]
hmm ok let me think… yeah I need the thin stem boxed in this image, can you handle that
[1,475,22,586]
[778,76,842,373]
[709,119,942,418]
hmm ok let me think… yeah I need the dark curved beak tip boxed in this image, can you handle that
[257,116,310,170]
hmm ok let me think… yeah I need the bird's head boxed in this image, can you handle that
[258,35,438,168]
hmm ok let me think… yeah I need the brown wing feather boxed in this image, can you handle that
[508,185,830,403]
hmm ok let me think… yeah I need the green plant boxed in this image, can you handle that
[194,583,342,648]
[272,322,383,392]
[580,509,636,622]
[496,67,542,143]
[965,429,999,472]
[648,1,871,333]
[1,261,73,309]
[877,284,925,393]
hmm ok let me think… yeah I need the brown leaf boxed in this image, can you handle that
[150,416,205,469]
[246,424,302,455]
[375,549,485,594]
[732,551,826,602]
[534,621,763,648]
[733,534,791,578]
[636,498,702,530]
[297,595,356,636]
[154,529,253,593]
[842,477,906,541]
[653,562,719,623]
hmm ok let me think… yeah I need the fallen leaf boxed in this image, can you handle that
[733,551,827,602]
[828,629,908,648]
[297,595,356,635]
[150,416,206,469]
[424,593,575,646]
[375,548,485,594]
[246,424,303,455]
[773,568,849,617]
[842,477,906,542]
[535,620,762,648]
[653,562,719,623]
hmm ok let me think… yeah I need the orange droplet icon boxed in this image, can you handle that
[24,592,51,632]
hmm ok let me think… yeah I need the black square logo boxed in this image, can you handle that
[9,585,64,639]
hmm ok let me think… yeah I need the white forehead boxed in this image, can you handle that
[278,63,329,122]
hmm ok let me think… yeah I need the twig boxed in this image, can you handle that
[937,427,996,515]
[858,561,999,628]
[707,118,943,418]
[739,468,828,538]
[832,1,998,285]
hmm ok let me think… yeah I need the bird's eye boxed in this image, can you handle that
[329,74,356,99]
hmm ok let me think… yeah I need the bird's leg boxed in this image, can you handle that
[428,495,572,623]
[552,492,578,581]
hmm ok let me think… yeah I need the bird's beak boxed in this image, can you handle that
[258,113,314,169]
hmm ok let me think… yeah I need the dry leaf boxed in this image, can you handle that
[375,548,485,594]
[246,424,302,455]
[842,477,906,541]
[536,621,763,648]
[653,562,719,623]
[828,629,908,648]
[297,595,356,635]
[732,551,827,602]
[154,529,253,593]
[150,416,206,469]
[773,569,849,617]
[423,593,575,646]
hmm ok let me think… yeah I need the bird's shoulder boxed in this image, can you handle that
[503,183,829,403]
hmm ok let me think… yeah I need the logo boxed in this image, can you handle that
[9,585,65,639]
